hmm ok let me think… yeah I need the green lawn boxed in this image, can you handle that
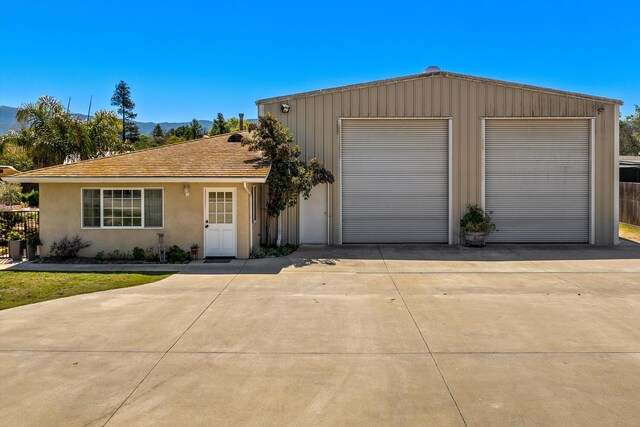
[0,271,172,310]
[620,223,640,244]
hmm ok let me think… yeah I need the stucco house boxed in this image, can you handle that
[7,69,623,258]
[7,133,268,259]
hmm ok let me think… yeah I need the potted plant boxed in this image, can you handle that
[460,205,496,247]
[7,230,24,261]
[26,233,42,261]
[190,243,199,259]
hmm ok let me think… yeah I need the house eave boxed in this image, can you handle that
[3,176,268,184]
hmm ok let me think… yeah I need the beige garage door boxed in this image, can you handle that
[341,118,449,243]
[485,119,590,243]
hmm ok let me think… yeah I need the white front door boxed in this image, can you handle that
[204,189,236,257]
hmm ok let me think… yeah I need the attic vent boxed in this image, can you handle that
[422,65,441,74]
[227,133,243,142]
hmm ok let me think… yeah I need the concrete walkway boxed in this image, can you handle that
[1,244,639,426]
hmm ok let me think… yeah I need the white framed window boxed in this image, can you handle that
[251,185,257,223]
[81,188,164,229]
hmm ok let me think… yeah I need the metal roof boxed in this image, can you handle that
[256,71,623,106]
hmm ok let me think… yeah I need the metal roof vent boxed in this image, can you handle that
[227,133,243,142]
[422,65,441,74]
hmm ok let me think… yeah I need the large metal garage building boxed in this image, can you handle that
[256,69,622,246]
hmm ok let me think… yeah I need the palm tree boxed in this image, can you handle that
[11,96,74,167]
[83,110,124,159]
[6,96,125,167]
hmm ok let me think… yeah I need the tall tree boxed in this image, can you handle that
[241,114,334,245]
[188,119,204,140]
[620,105,640,156]
[110,80,140,143]
[151,123,165,143]
[209,113,229,135]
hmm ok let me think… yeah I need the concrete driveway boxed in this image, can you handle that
[1,243,639,426]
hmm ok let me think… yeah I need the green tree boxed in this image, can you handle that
[2,96,124,167]
[133,134,155,150]
[172,125,190,140]
[110,80,140,143]
[209,113,229,135]
[0,149,34,172]
[241,113,334,244]
[226,117,240,132]
[82,110,125,159]
[188,119,204,140]
[151,124,165,143]
[620,105,640,156]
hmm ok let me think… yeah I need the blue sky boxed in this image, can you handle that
[1,0,638,122]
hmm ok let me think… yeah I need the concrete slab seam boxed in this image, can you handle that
[504,244,596,295]
[100,259,248,427]
[376,245,468,427]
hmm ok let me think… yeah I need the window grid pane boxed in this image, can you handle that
[102,189,144,228]
[207,191,233,224]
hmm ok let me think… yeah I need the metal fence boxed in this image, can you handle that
[0,210,40,258]
[620,182,640,226]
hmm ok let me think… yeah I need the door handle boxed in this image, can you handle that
[205,224,209,228]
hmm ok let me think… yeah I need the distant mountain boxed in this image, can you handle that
[0,106,20,134]
[0,105,256,136]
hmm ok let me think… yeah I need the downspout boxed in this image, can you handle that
[242,182,253,251]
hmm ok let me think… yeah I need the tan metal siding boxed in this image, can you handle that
[259,75,619,246]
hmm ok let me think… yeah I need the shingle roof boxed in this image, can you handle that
[7,132,270,182]
[255,70,623,105]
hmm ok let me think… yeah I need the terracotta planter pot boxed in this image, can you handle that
[190,248,199,259]
[463,231,488,247]
[9,240,23,261]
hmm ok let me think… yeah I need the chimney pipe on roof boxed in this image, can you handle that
[239,113,244,131]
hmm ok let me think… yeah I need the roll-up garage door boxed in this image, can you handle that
[341,119,449,243]
[485,119,590,243]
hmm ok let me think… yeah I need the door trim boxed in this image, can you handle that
[203,187,238,257]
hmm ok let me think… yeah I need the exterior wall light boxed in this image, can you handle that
[183,184,191,197]
[281,103,290,113]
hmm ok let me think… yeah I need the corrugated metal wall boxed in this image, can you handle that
[259,74,619,246]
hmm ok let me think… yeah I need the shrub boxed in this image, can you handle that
[50,235,91,259]
[144,247,159,262]
[460,205,497,233]
[251,244,298,258]
[106,249,128,260]
[132,246,145,261]
[0,182,22,206]
[167,245,190,263]
[95,251,105,262]
[19,190,39,207]
[7,230,23,241]
[26,233,41,247]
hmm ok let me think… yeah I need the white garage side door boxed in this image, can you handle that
[341,119,449,243]
[485,119,590,243]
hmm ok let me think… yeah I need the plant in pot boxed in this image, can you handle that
[190,243,199,259]
[7,230,24,261]
[26,233,42,261]
[460,205,496,247]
